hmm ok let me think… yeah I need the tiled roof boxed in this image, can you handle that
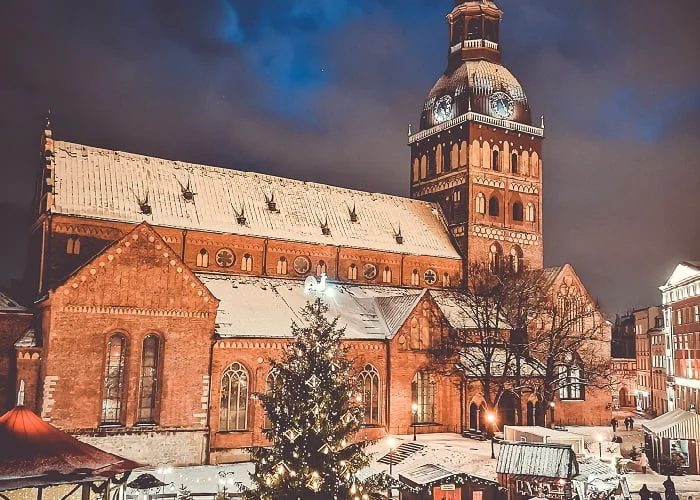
[198,274,424,340]
[0,291,26,313]
[49,141,461,259]
[497,442,578,479]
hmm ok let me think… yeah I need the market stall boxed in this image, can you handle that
[398,464,505,500]
[642,408,700,475]
[0,387,140,499]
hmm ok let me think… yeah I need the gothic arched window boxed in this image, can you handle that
[476,193,486,214]
[412,158,420,182]
[558,363,584,400]
[511,152,519,174]
[197,249,209,268]
[411,269,420,286]
[263,370,281,429]
[488,196,500,217]
[317,260,327,276]
[359,364,381,425]
[382,267,392,284]
[220,362,249,431]
[412,371,436,423]
[492,149,500,171]
[510,246,524,274]
[277,257,288,275]
[526,202,536,222]
[137,335,160,424]
[489,243,503,273]
[349,264,358,280]
[101,334,127,425]
[242,253,253,272]
[512,201,524,222]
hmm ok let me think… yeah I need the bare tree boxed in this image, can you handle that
[431,261,617,427]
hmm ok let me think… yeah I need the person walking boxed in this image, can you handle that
[624,417,630,431]
[639,451,649,473]
[630,417,635,430]
[611,417,618,432]
[639,484,652,500]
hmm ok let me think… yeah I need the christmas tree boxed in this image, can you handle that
[244,299,377,500]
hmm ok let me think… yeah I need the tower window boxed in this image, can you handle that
[452,190,461,202]
[526,202,536,222]
[492,150,500,171]
[511,152,519,174]
[512,202,524,222]
[488,196,500,217]
[137,335,160,424]
[467,17,483,40]
[510,246,524,274]
[489,243,503,273]
[475,193,486,214]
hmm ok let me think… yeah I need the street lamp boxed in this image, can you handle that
[595,433,604,459]
[218,471,236,499]
[411,403,418,441]
[387,437,396,476]
[487,412,496,459]
[549,401,556,428]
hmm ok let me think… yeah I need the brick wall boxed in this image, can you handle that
[78,429,207,466]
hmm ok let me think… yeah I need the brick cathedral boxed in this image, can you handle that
[0,0,611,465]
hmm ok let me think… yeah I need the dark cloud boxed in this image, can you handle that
[0,0,698,314]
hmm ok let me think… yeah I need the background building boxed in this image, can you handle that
[634,305,662,412]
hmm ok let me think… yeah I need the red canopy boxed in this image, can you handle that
[0,405,141,491]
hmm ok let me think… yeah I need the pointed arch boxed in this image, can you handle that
[412,158,420,182]
[359,364,381,425]
[420,155,428,179]
[101,334,127,425]
[220,362,249,431]
[510,246,524,274]
[491,148,500,171]
[512,201,524,222]
[489,242,503,273]
[411,269,420,286]
[137,335,160,424]
[470,140,481,166]
[530,151,540,178]
[412,371,436,423]
[435,144,443,174]
[242,253,253,272]
[382,266,392,284]
[460,140,468,167]
[263,370,282,429]
[511,152,519,174]
[526,202,536,222]
[451,143,459,171]
[475,192,486,214]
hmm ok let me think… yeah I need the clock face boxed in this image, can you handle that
[433,95,454,124]
[489,91,515,119]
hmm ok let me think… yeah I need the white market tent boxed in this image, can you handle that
[642,409,700,439]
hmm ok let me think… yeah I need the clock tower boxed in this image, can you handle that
[409,0,544,272]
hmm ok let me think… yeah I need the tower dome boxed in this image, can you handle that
[419,0,532,131]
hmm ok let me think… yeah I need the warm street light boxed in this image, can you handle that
[387,437,396,476]
[411,403,418,442]
[549,401,556,429]
[486,412,496,459]
[595,433,604,459]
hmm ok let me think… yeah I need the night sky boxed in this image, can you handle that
[0,0,698,315]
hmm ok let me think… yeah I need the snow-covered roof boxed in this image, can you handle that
[642,408,700,439]
[496,442,578,479]
[49,141,461,259]
[460,348,545,377]
[14,328,38,348]
[0,291,26,313]
[660,261,700,290]
[198,274,425,340]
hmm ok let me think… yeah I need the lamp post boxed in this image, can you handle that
[596,433,604,459]
[411,403,418,441]
[487,412,496,459]
[218,471,236,499]
[549,401,556,429]
[387,437,396,476]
